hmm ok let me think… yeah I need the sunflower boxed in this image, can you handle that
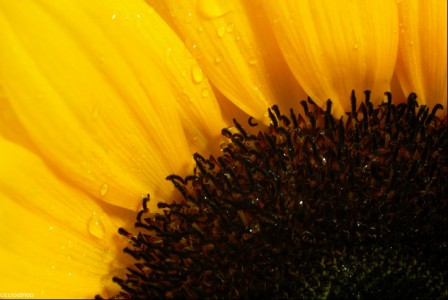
[0,0,446,299]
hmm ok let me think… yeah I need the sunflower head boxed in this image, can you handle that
[102,92,447,299]
[1,0,446,298]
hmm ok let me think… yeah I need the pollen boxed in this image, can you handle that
[98,91,447,299]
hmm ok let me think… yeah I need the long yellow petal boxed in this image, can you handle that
[0,0,225,211]
[146,0,307,123]
[395,0,447,112]
[0,138,129,299]
[263,0,399,116]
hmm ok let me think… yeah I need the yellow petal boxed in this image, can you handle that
[263,0,399,116]
[147,0,307,123]
[395,0,447,112]
[0,0,226,211]
[0,138,129,299]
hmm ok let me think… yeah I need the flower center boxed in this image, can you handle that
[96,91,447,299]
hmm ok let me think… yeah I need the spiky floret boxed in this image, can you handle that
[100,91,447,299]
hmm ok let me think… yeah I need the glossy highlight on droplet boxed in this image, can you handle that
[191,64,204,83]
[99,183,108,197]
[88,214,106,240]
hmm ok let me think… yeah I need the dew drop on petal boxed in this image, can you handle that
[191,64,204,83]
[88,214,106,240]
[165,47,172,65]
[217,26,226,38]
[201,88,210,98]
[188,42,203,59]
[99,183,108,197]
[215,55,223,64]
[248,58,258,65]
[197,0,231,19]
[184,11,193,23]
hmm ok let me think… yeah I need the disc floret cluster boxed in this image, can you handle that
[102,91,447,299]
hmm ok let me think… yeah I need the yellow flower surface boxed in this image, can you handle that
[0,137,127,298]
[0,0,446,298]
[263,0,399,116]
[395,0,447,108]
[146,0,308,122]
[0,0,225,297]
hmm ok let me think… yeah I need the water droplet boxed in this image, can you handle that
[215,55,223,64]
[226,23,234,33]
[201,88,210,98]
[248,221,260,234]
[217,26,226,37]
[99,183,108,197]
[188,42,203,59]
[88,214,106,239]
[410,40,414,46]
[248,58,258,65]
[197,0,231,19]
[243,220,260,240]
[111,14,117,20]
[165,47,172,65]
[48,226,54,232]
[184,11,193,23]
[191,64,204,83]
[353,43,359,50]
